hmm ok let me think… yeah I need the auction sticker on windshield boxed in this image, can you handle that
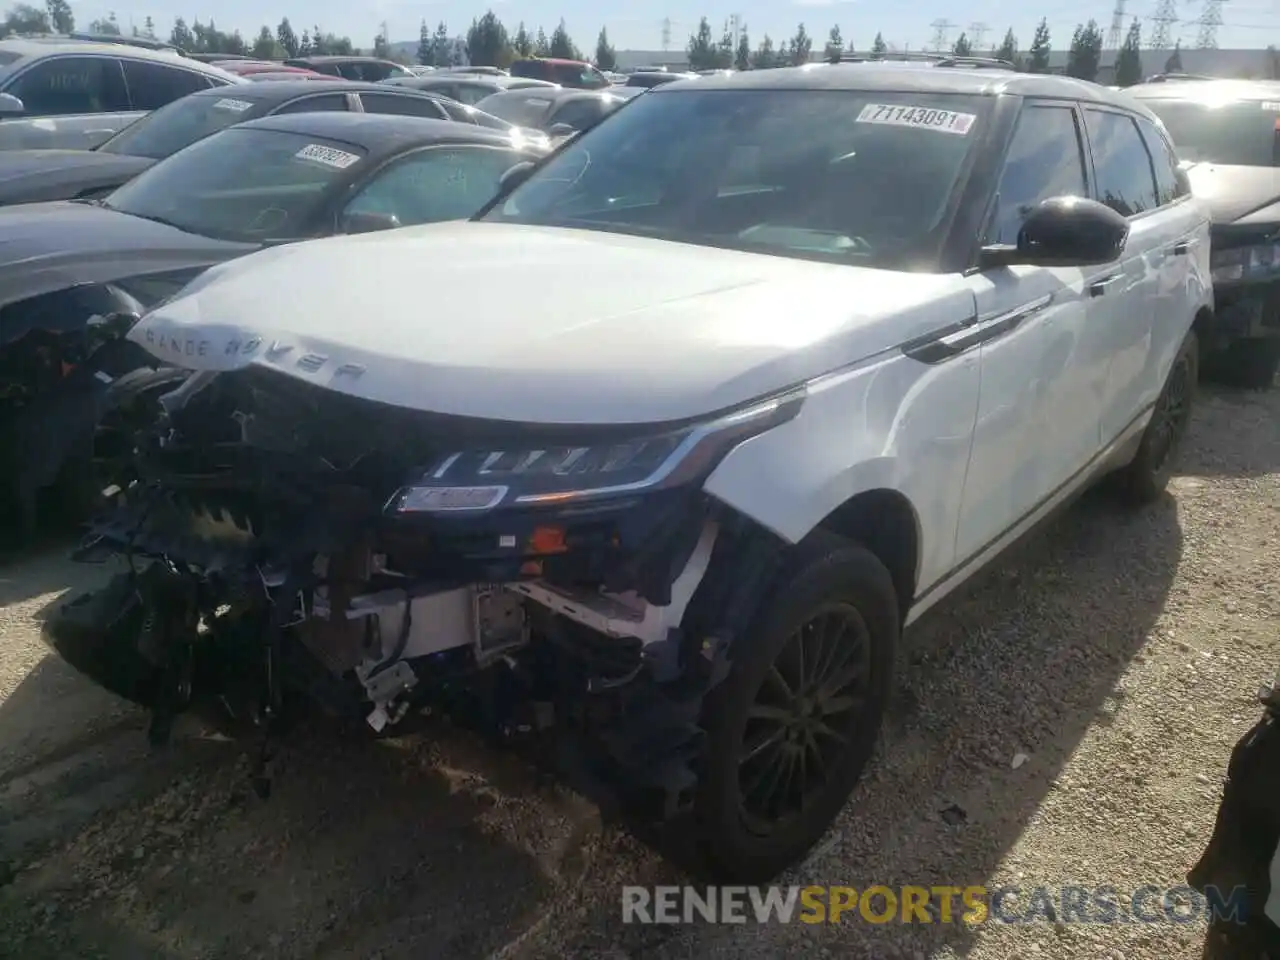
[855,103,976,135]
[294,143,361,169]
[212,98,253,112]
[1261,101,1280,112]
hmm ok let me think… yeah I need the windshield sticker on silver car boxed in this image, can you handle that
[1262,101,1280,112]
[855,103,976,135]
[212,98,254,112]
[294,143,361,169]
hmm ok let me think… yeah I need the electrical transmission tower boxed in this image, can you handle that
[1106,0,1127,48]
[968,22,989,49]
[929,19,955,51]
[1148,0,1179,48]
[1195,0,1224,48]
[661,17,671,52]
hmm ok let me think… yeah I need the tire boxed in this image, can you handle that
[694,530,898,882]
[1114,328,1198,506]
[1211,337,1280,390]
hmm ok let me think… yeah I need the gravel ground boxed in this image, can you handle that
[0,383,1275,960]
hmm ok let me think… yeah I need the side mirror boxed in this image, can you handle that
[547,122,577,138]
[980,196,1129,269]
[0,92,25,116]
[497,160,536,192]
[339,210,400,235]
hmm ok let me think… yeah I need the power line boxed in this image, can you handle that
[660,16,671,51]
[1107,0,1127,49]
[1148,0,1179,48]
[1195,0,1225,48]
[928,18,955,51]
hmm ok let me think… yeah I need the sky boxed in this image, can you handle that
[64,0,1280,55]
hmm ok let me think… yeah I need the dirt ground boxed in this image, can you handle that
[0,383,1276,960]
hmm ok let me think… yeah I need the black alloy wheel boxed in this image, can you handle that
[1146,345,1194,475]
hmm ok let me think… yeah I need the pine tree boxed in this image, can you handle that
[512,23,533,58]
[995,28,1017,65]
[595,27,616,70]
[953,32,972,56]
[871,32,887,55]
[1114,20,1144,86]
[1066,19,1103,82]
[825,25,843,60]
[277,18,299,58]
[416,19,432,66]
[686,17,716,70]
[1027,19,1051,73]
[751,34,775,69]
[735,26,751,70]
[1165,41,1183,73]
[789,23,811,65]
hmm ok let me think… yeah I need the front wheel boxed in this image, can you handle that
[694,531,898,882]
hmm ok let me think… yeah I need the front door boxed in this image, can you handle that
[956,100,1103,563]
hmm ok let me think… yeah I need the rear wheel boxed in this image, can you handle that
[1114,328,1198,506]
[694,531,898,882]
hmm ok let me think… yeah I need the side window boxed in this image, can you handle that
[121,60,212,111]
[985,104,1088,245]
[453,83,495,106]
[274,94,350,114]
[5,56,129,116]
[344,146,522,226]
[1083,108,1160,217]
[549,98,603,132]
[358,92,448,120]
[1136,116,1187,206]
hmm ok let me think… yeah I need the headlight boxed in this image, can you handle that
[386,389,806,515]
[1211,242,1280,284]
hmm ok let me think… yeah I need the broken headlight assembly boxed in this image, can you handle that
[386,388,807,515]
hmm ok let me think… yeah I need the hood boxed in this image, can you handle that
[130,222,977,425]
[1184,162,1280,225]
[0,150,155,206]
[0,201,259,311]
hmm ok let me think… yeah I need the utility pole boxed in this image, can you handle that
[968,22,988,49]
[928,18,955,52]
[1106,0,1127,49]
[1195,0,1224,48]
[1149,0,1179,48]
[661,17,671,52]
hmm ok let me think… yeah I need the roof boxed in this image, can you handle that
[290,55,399,65]
[483,86,628,104]
[1125,77,1280,101]
[653,62,1157,112]
[184,79,445,102]
[512,57,589,66]
[235,111,531,152]
[0,37,239,77]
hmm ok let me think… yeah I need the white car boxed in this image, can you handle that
[50,65,1212,883]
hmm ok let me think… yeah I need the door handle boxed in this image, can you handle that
[1172,238,1198,256]
[1089,274,1123,297]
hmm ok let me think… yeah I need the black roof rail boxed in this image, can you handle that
[825,51,1015,70]
[1144,72,1218,83]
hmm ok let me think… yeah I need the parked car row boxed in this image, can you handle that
[2,59,1273,890]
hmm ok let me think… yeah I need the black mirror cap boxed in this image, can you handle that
[340,210,400,235]
[982,196,1129,269]
[498,159,537,191]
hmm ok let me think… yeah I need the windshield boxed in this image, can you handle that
[475,91,554,128]
[481,89,986,269]
[1142,98,1280,166]
[97,93,263,159]
[104,126,364,242]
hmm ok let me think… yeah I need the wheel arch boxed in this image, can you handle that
[812,487,921,623]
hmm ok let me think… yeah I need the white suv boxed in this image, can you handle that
[53,64,1212,884]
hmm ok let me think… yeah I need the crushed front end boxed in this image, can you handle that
[48,365,797,816]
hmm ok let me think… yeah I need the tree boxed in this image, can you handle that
[1027,18,1051,73]
[953,32,971,56]
[1165,41,1183,73]
[735,26,750,70]
[825,25,842,60]
[594,27,615,70]
[4,2,49,33]
[995,28,1017,66]
[1066,19,1103,82]
[252,25,278,59]
[533,27,550,57]
[44,0,72,32]
[1114,20,1143,86]
[789,23,811,65]
[467,11,511,67]
[88,12,120,35]
[716,20,734,68]
[373,31,391,59]
[512,22,533,57]
[432,22,450,66]
[277,18,299,57]
[751,34,775,69]
[871,32,887,55]
[169,16,193,50]
[297,29,312,55]
[416,20,432,65]
[141,15,155,38]
[686,16,716,70]
[548,19,578,59]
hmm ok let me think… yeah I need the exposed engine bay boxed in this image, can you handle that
[52,365,789,816]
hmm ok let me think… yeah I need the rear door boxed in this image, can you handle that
[273,93,352,114]
[120,58,218,110]
[355,91,450,119]
[2,54,130,115]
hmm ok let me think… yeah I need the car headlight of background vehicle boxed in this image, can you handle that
[386,389,806,515]
[1210,242,1280,284]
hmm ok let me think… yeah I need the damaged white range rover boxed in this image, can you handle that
[48,65,1212,881]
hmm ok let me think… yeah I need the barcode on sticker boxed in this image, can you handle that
[212,98,253,112]
[294,143,360,169]
[1262,101,1280,112]
[855,103,976,135]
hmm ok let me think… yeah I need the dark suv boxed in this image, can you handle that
[283,56,413,83]
[509,57,610,89]
[1129,78,1280,387]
